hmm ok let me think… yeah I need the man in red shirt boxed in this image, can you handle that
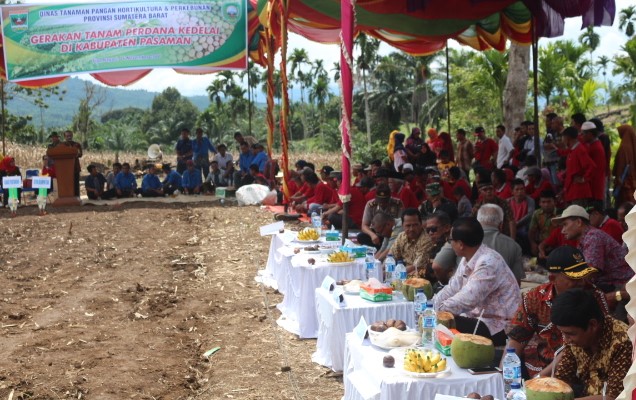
[296,171,334,214]
[580,121,606,208]
[322,174,366,229]
[389,170,419,209]
[561,127,594,206]
[525,167,553,202]
[588,204,624,244]
[473,126,498,171]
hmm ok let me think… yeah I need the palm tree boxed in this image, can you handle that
[392,52,440,129]
[331,62,341,83]
[579,26,600,66]
[312,59,328,80]
[612,39,636,101]
[240,61,262,135]
[597,55,611,113]
[288,48,310,138]
[355,34,381,145]
[368,56,411,130]
[474,50,509,120]
[619,6,636,37]
[309,75,330,141]
[538,43,567,106]
[207,79,226,109]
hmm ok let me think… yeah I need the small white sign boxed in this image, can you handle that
[2,176,22,189]
[321,276,336,292]
[353,316,368,345]
[332,286,345,305]
[31,176,51,189]
[259,221,284,236]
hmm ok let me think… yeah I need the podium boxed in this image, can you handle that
[47,145,80,206]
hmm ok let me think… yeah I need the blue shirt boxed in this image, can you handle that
[192,137,216,160]
[238,151,253,173]
[181,168,202,189]
[175,139,193,164]
[141,173,162,191]
[114,171,137,190]
[251,151,268,173]
[162,170,182,187]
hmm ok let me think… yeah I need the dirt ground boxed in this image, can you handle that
[0,202,342,399]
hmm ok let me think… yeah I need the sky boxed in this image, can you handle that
[27,0,636,98]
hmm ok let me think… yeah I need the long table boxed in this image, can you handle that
[343,333,505,400]
[313,288,415,372]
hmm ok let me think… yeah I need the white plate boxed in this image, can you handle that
[389,348,450,378]
[368,327,420,350]
[294,239,321,244]
[343,287,360,295]
[302,249,321,254]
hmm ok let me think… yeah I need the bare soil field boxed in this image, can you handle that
[0,203,342,399]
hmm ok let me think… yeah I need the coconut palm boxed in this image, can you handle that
[207,79,226,109]
[538,43,567,106]
[368,56,411,129]
[355,34,381,145]
[309,75,330,141]
[579,26,600,66]
[597,55,611,112]
[331,62,341,83]
[619,6,636,37]
[288,48,310,138]
[473,50,509,119]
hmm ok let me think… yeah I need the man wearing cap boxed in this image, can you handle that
[561,127,595,206]
[161,164,182,195]
[357,183,403,249]
[140,164,164,197]
[420,182,458,222]
[495,124,514,169]
[435,217,520,346]
[390,208,435,279]
[175,128,193,174]
[181,160,202,195]
[507,246,609,379]
[581,121,606,208]
[473,127,498,171]
[471,178,517,239]
[388,170,419,209]
[554,205,634,307]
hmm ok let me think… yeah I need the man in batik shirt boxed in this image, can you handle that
[390,208,435,279]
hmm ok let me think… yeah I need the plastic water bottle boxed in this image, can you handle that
[421,301,436,348]
[365,248,377,281]
[311,212,322,235]
[503,348,522,395]
[414,289,427,334]
[506,383,526,400]
[384,254,396,286]
[393,260,407,299]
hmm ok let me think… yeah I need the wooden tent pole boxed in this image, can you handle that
[445,42,451,134]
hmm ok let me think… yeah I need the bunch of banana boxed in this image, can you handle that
[327,251,355,263]
[297,228,320,241]
[403,349,447,373]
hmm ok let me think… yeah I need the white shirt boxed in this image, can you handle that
[496,135,514,169]
[214,152,234,171]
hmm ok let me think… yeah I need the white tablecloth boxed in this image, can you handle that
[256,231,298,293]
[312,288,415,372]
[276,254,366,338]
[343,333,505,400]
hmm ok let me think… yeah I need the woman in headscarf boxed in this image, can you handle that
[0,156,22,207]
[393,132,408,172]
[427,128,443,156]
[613,124,636,205]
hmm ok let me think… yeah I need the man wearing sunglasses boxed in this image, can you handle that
[434,217,520,347]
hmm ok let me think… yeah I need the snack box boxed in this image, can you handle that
[340,245,366,258]
[325,230,340,241]
[360,283,393,302]
[435,328,460,356]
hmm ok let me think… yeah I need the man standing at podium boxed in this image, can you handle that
[63,130,82,197]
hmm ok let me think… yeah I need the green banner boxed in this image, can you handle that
[1,0,247,81]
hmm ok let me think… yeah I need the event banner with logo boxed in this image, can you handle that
[1,0,247,81]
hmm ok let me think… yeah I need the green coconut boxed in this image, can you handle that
[450,333,495,368]
[525,378,574,400]
[403,278,433,301]
[436,311,456,329]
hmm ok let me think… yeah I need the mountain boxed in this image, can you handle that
[5,77,210,129]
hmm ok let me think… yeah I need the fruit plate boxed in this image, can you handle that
[294,238,321,244]
[388,348,451,378]
[326,260,356,267]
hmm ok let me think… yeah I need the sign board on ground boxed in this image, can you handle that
[1,0,247,81]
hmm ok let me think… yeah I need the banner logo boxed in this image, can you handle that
[9,13,28,30]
